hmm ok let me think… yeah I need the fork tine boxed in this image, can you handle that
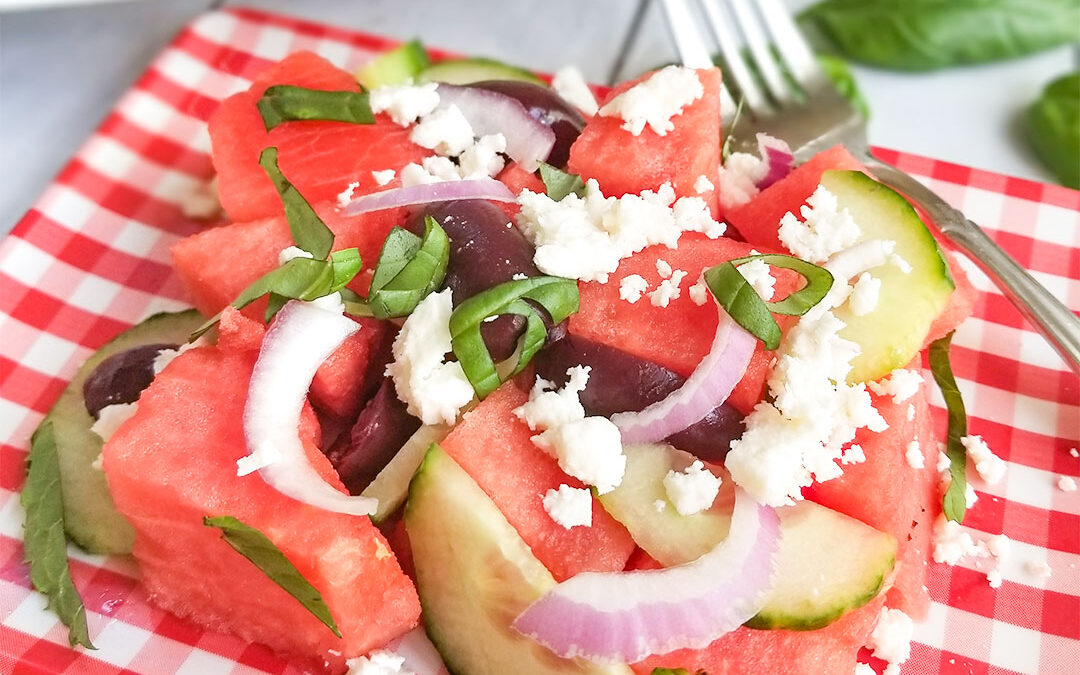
[695,0,770,114]
[725,0,792,104]
[659,0,739,120]
[754,0,826,87]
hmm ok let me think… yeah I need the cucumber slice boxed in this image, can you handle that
[41,309,204,554]
[821,170,954,383]
[355,39,429,89]
[418,57,545,86]
[598,442,895,630]
[405,445,633,675]
[361,423,450,523]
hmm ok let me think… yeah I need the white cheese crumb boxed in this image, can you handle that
[890,253,913,274]
[458,133,507,178]
[937,448,951,474]
[656,259,673,279]
[278,245,314,266]
[386,289,474,425]
[907,404,916,421]
[398,162,443,187]
[515,367,590,431]
[966,482,979,507]
[663,460,722,515]
[345,648,415,675]
[932,514,983,564]
[777,185,861,263]
[619,274,649,304]
[1058,475,1077,492]
[905,440,924,469]
[421,155,463,182]
[848,272,881,316]
[841,444,865,465]
[336,181,360,208]
[369,82,440,126]
[987,569,1003,589]
[688,277,709,306]
[854,664,876,675]
[90,402,139,444]
[552,66,599,116]
[153,340,201,375]
[372,169,396,186]
[715,151,767,211]
[694,174,715,194]
[1025,560,1052,580]
[988,533,1011,559]
[598,65,703,136]
[653,499,667,512]
[534,418,626,494]
[868,607,913,670]
[410,104,474,156]
[648,270,687,308]
[1070,447,1079,458]
[737,258,776,301]
[962,435,1006,485]
[542,484,593,529]
[868,368,923,403]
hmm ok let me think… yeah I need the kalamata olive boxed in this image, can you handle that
[83,343,177,419]
[325,378,422,495]
[535,335,744,462]
[470,80,586,168]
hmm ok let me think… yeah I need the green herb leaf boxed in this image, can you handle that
[329,248,363,293]
[21,421,94,649]
[1026,71,1080,190]
[704,254,834,350]
[203,515,341,637]
[650,669,706,675]
[366,217,450,319]
[259,147,334,259]
[257,85,375,131]
[538,163,586,200]
[449,276,580,398]
[929,332,968,523]
[799,0,1080,71]
[817,54,870,119]
[340,287,376,317]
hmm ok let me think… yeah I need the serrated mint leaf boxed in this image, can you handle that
[539,163,586,201]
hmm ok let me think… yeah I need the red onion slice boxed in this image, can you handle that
[756,133,794,190]
[512,488,779,663]
[436,84,555,171]
[341,178,515,216]
[243,299,378,516]
[610,300,756,444]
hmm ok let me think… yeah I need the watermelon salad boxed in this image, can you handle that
[21,38,1003,675]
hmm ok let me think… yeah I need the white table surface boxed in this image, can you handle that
[0,0,1075,234]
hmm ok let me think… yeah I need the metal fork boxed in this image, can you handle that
[660,0,1080,374]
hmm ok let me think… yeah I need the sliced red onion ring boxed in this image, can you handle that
[513,488,779,663]
[243,299,377,516]
[756,133,794,190]
[341,178,515,216]
[610,301,755,444]
[436,84,555,171]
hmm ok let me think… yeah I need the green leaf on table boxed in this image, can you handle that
[259,147,334,260]
[21,421,94,649]
[817,54,870,119]
[798,0,1080,71]
[364,217,450,319]
[704,254,834,350]
[539,162,586,200]
[929,331,969,523]
[257,85,375,131]
[1026,71,1080,190]
[203,515,341,637]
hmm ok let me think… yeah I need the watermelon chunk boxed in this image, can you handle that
[101,335,420,664]
[309,317,394,420]
[210,51,430,223]
[438,381,636,581]
[568,68,721,216]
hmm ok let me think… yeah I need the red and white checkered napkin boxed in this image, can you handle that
[0,7,1076,674]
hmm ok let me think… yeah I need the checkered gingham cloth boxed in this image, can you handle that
[0,6,1077,675]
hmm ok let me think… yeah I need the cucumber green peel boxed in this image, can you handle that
[929,331,969,523]
[354,39,430,89]
[257,85,374,131]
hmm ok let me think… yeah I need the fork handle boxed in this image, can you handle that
[864,158,1080,375]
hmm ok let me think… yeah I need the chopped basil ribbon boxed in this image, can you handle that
[704,254,833,350]
[449,276,580,398]
[259,147,334,259]
[538,162,586,200]
[21,421,94,648]
[929,332,968,523]
[256,85,374,131]
[360,217,450,320]
[203,516,341,637]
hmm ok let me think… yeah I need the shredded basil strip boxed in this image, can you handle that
[449,276,580,398]
[929,332,968,523]
[21,421,94,648]
[203,516,341,637]
[538,162,586,201]
[257,85,375,131]
[364,217,450,319]
[704,254,833,350]
[259,147,334,259]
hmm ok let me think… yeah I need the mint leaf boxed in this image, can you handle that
[539,163,586,201]
[257,85,374,131]
[259,147,334,260]
[929,332,969,523]
[204,515,341,637]
[22,421,94,649]
[1026,71,1080,190]
[365,217,450,319]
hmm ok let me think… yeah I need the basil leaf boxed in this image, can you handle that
[340,288,376,318]
[799,0,1080,71]
[704,254,834,350]
[1026,71,1080,190]
[929,332,968,523]
[366,217,450,319]
[257,85,375,131]
[539,163,586,200]
[21,421,94,648]
[259,147,334,260]
[264,293,289,323]
[329,248,363,293]
[449,276,580,398]
[817,54,870,119]
[203,516,341,637]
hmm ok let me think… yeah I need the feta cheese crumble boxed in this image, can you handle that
[932,515,983,564]
[848,272,880,316]
[663,460,722,515]
[1058,475,1077,492]
[694,174,715,194]
[372,169,396,186]
[458,133,507,178]
[369,81,440,126]
[336,181,360,208]
[278,245,314,266]
[410,104,474,156]
[345,649,415,675]
[777,185,861,263]
[1070,448,1079,458]
[598,65,704,136]
[542,484,593,529]
[386,289,474,425]
[1025,560,1052,580]
[648,270,687,307]
[905,440,924,469]
[962,435,1005,485]
[688,276,709,306]
[867,608,914,673]
[90,402,139,444]
[619,274,649,303]
[715,151,769,211]
[552,66,599,116]
[656,259,673,279]
[868,368,923,403]
[737,258,776,301]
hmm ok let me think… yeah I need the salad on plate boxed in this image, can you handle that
[22,35,1009,675]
